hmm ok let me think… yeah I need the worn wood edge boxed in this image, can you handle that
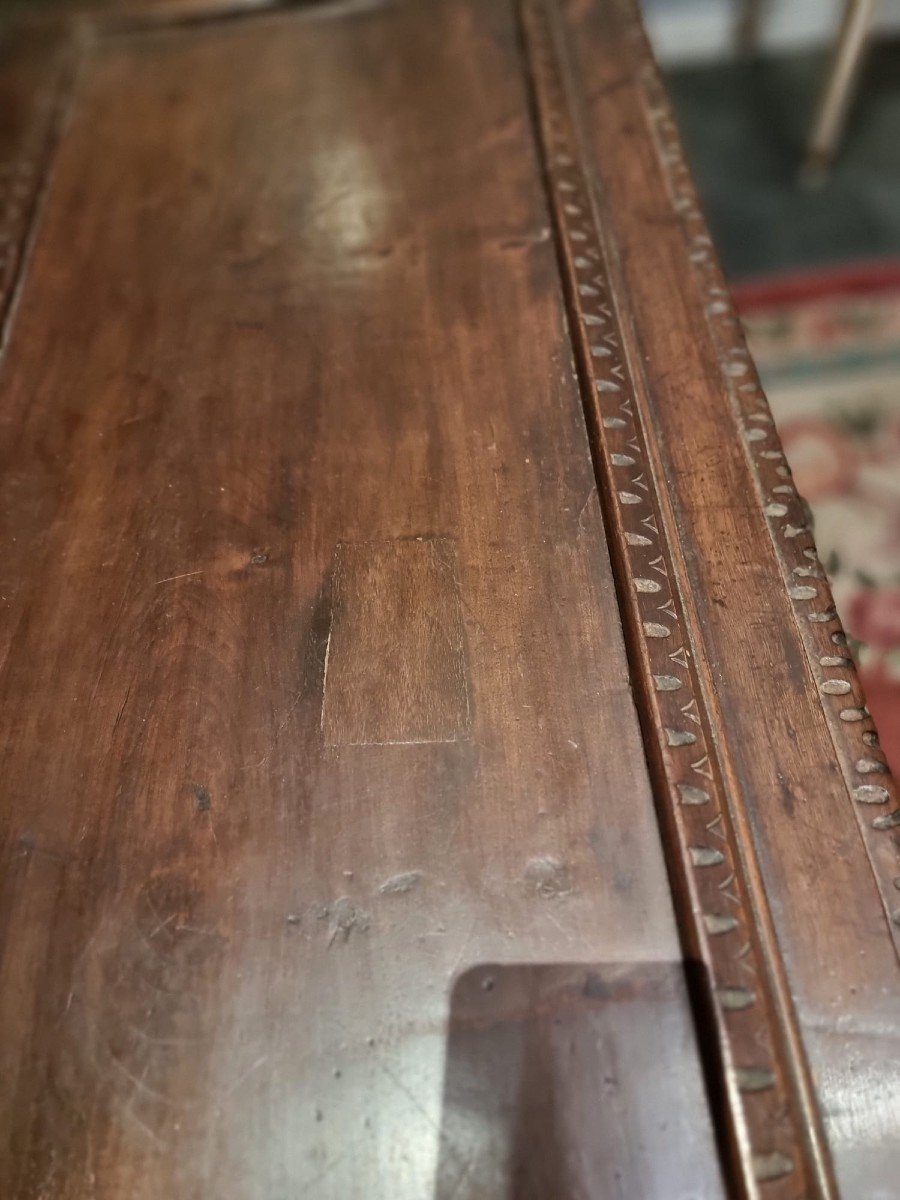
[608,0,900,950]
[94,0,305,37]
[0,30,80,357]
[517,1,838,1195]
[0,1,332,47]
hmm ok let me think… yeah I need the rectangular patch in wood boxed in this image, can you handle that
[322,537,470,747]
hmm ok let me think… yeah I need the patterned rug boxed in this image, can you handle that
[737,265,900,775]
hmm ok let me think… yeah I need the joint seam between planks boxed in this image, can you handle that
[0,35,81,361]
[517,1,837,1195]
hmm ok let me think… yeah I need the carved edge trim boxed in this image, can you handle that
[610,0,900,946]
[518,3,830,1195]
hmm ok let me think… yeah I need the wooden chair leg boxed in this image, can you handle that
[735,0,768,57]
[801,0,880,182]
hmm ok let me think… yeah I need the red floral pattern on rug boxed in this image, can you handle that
[741,275,900,775]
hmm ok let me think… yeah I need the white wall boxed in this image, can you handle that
[643,0,900,66]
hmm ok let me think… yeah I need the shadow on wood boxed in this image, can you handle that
[433,962,725,1200]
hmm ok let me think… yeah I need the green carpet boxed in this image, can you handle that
[665,40,900,279]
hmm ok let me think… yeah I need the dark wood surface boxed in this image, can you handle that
[552,4,900,1196]
[0,3,724,1197]
[0,0,897,1197]
[0,22,69,329]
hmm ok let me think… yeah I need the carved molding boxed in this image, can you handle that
[520,1,840,1194]
[607,0,900,945]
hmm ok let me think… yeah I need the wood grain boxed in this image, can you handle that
[2,0,897,1193]
[520,5,831,1192]
[321,537,470,747]
[549,0,900,1194]
[0,2,725,1196]
[437,962,723,1199]
[0,25,70,339]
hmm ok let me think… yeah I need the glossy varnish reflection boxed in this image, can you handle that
[0,24,69,333]
[0,2,723,1197]
[0,0,897,1195]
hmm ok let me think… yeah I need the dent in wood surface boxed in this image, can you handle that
[322,537,471,747]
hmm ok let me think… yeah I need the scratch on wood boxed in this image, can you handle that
[155,570,203,585]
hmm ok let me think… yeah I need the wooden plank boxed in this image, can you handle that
[539,0,900,1195]
[0,26,70,338]
[0,3,725,1196]
[519,7,829,1193]
[322,537,471,748]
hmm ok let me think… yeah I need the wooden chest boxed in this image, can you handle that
[0,1,898,1196]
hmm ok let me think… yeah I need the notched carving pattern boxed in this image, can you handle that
[612,0,900,939]
[520,1,820,1193]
